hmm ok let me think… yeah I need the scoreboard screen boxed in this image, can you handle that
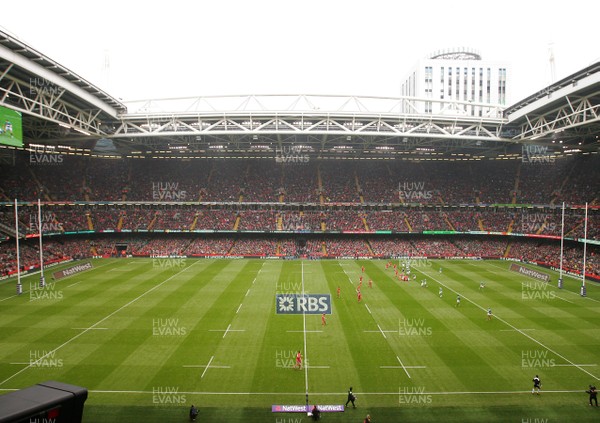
[0,105,23,147]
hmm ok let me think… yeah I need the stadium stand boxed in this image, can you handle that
[0,152,598,279]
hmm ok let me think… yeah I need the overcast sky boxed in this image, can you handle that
[2,0,598,106]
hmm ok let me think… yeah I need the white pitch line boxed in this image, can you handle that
[380,366,427,369]
[555,296,575,304]
[236,304,243,314]
[340,266,355,287]
[423,270,600,381]
[301,261,310,407]
[0,260,199,388]
[0,388,582,396]
[306,366,330,369]
[222,323,232,339]
[363,330,396,333]
[553,364,597,367]
[183,364,231,369]
[208,329,245,333]
[500,329,536,332]
[245,289,250,297]
[364,304,372,315]
[377,324,388,339]
[201,356,214,379]
[0,293,20,303]
[66,280,85,288]
[396,355,411,379]
[71,327,108,330]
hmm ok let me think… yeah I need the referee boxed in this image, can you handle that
[345,386,356,408]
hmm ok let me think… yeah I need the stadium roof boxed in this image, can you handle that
[0,28,598,161]
[0,29,126,140]
[505,61,600,150]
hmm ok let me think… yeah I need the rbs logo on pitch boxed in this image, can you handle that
[276,294,331,315]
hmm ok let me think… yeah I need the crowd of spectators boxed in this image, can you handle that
[1,153,599,205]
[193,210,237,230]
[228,238,279,256]
[279,212,321,231]
[237,211,278,231]
[0,206,598,240]
[186,238,233,255]
[364,211,410,231]
[151,210,197,231]
[1,152,598,278]
[136,238,191,256]
[321,163,360,203]
[241,162,281,202]
[323,211,365,231]
[1,235,598,279]
[278,239,297,256]
[322,238,371,257]
[368,239,418,256]
[119,209,155,231]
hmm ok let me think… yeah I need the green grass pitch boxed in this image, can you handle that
[0,258,599,422]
